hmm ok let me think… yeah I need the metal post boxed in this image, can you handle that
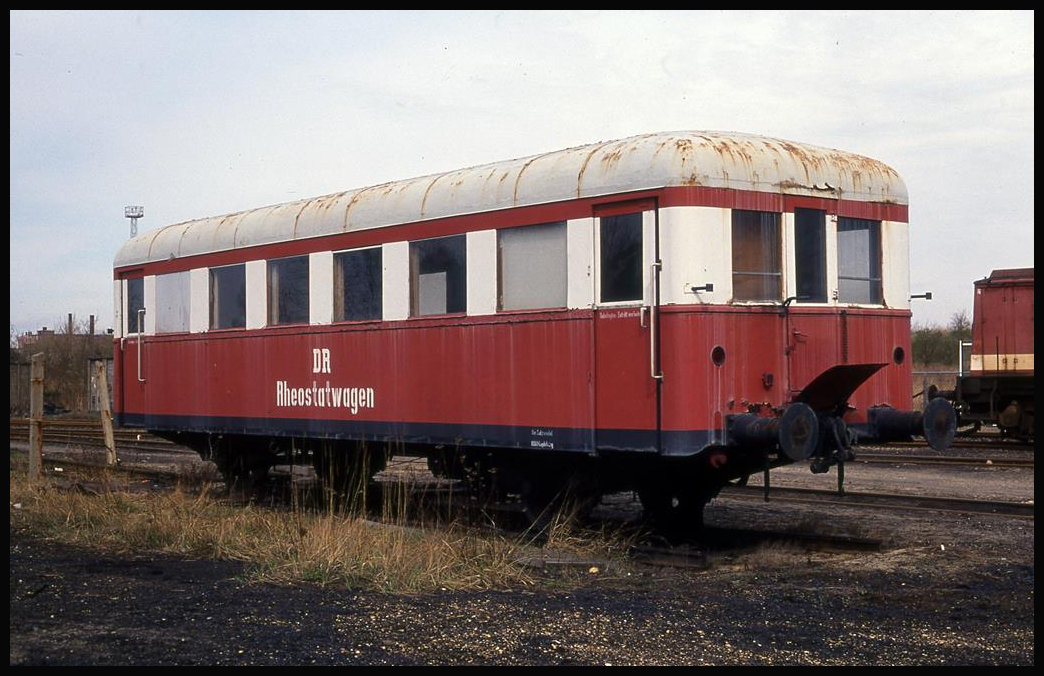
[96,361,117,466]
[28,353,44,483]
[125,205,144,238]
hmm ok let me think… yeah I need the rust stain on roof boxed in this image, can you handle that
[575,140,615,197]
[117,131,908,268]
[514,152,552,204]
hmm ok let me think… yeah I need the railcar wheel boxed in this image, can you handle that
[209,437,279,496]
[638,473,723,539]
[638,488,707,535]
[311,442,388,512]
[518,476,558,530]
[457,451,502,510]
[217,453,273,495]
[516,471,600,533]
[427,446,466,480]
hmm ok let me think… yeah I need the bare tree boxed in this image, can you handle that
[25,314,111,413]
[948,310,971,334]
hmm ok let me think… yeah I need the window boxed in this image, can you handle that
[794,208,827,302]
[155,271,190,333]
[210,264,246,329]
[126,277,145,334]
[335,247,383,321]
[498,222,567,311]
[599,212,643,303]
[837,217,882,304]
[731,210,781,300]
[268,255,309,325]
[410,235,466,316]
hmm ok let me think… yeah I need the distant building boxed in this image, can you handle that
[9,314,115,414]
[16,326,55,349]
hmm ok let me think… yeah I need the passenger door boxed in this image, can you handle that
[117,274,148,426]
[592,202,661,453]
[785,208,832,394]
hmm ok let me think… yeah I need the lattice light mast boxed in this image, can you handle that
[125,205,144,238]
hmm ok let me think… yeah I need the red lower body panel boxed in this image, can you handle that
[114,306,913,456]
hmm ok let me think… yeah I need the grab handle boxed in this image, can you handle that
[136,308,146,383]
[649,261,663,380]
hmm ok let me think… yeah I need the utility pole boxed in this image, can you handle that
[28,353,44,483]
[96,361,117,466]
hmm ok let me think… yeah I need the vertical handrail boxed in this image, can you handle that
[958,340,972,377]
[136,308,146,383]
[650,260,663,380]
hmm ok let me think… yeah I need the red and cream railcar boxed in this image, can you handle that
[112,130,955,529]
[953,268,1034,438]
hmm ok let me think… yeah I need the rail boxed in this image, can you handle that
[720,484,1033,519]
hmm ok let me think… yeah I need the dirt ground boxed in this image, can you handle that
[8,442,1035,666]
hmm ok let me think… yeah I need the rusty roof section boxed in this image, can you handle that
[115,130,908,268]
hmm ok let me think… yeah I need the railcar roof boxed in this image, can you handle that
[114,130,908,269]
[977,267,1034,285]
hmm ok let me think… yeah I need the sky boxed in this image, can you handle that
[9,10,1034,339]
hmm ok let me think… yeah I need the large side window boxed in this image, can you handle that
[210,264,246,329]
[335,247,383,321]
[126,277,145,334]
[499,222,567,311]
[794,208,827,302]
[410,235,466,316]
[731,210,781,301]
[155,271,191,333]
[837,217,882,304]
[599,212,643,303]
[268,255,309,325]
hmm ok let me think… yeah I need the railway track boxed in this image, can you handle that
[12,443,1033,524]
[854,452,1032,468]
[9,442,896,571]
[719,483,1034,519]
[885,435,1034,450]
[11,418,1033,523]
[9,418,181,454]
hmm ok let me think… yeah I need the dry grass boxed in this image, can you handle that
[9,459,638,593]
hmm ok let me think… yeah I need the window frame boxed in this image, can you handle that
[126,276,145,335]
[154,271,191,334]
[209,263,247,330]
[794,207,827,303]
[836,216,883,305]
[731,209,782,302]
[267,254,310,326]
[597,211,644,305]
[334,245,384,322]
[497,221,568,312]
[409,234,467,317]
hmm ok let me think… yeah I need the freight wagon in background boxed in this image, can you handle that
[933,268,1034,440]
[112,130,956,533]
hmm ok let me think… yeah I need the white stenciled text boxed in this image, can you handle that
[275,380,374,414]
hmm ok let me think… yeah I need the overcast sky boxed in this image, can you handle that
[9,10,1034,338]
